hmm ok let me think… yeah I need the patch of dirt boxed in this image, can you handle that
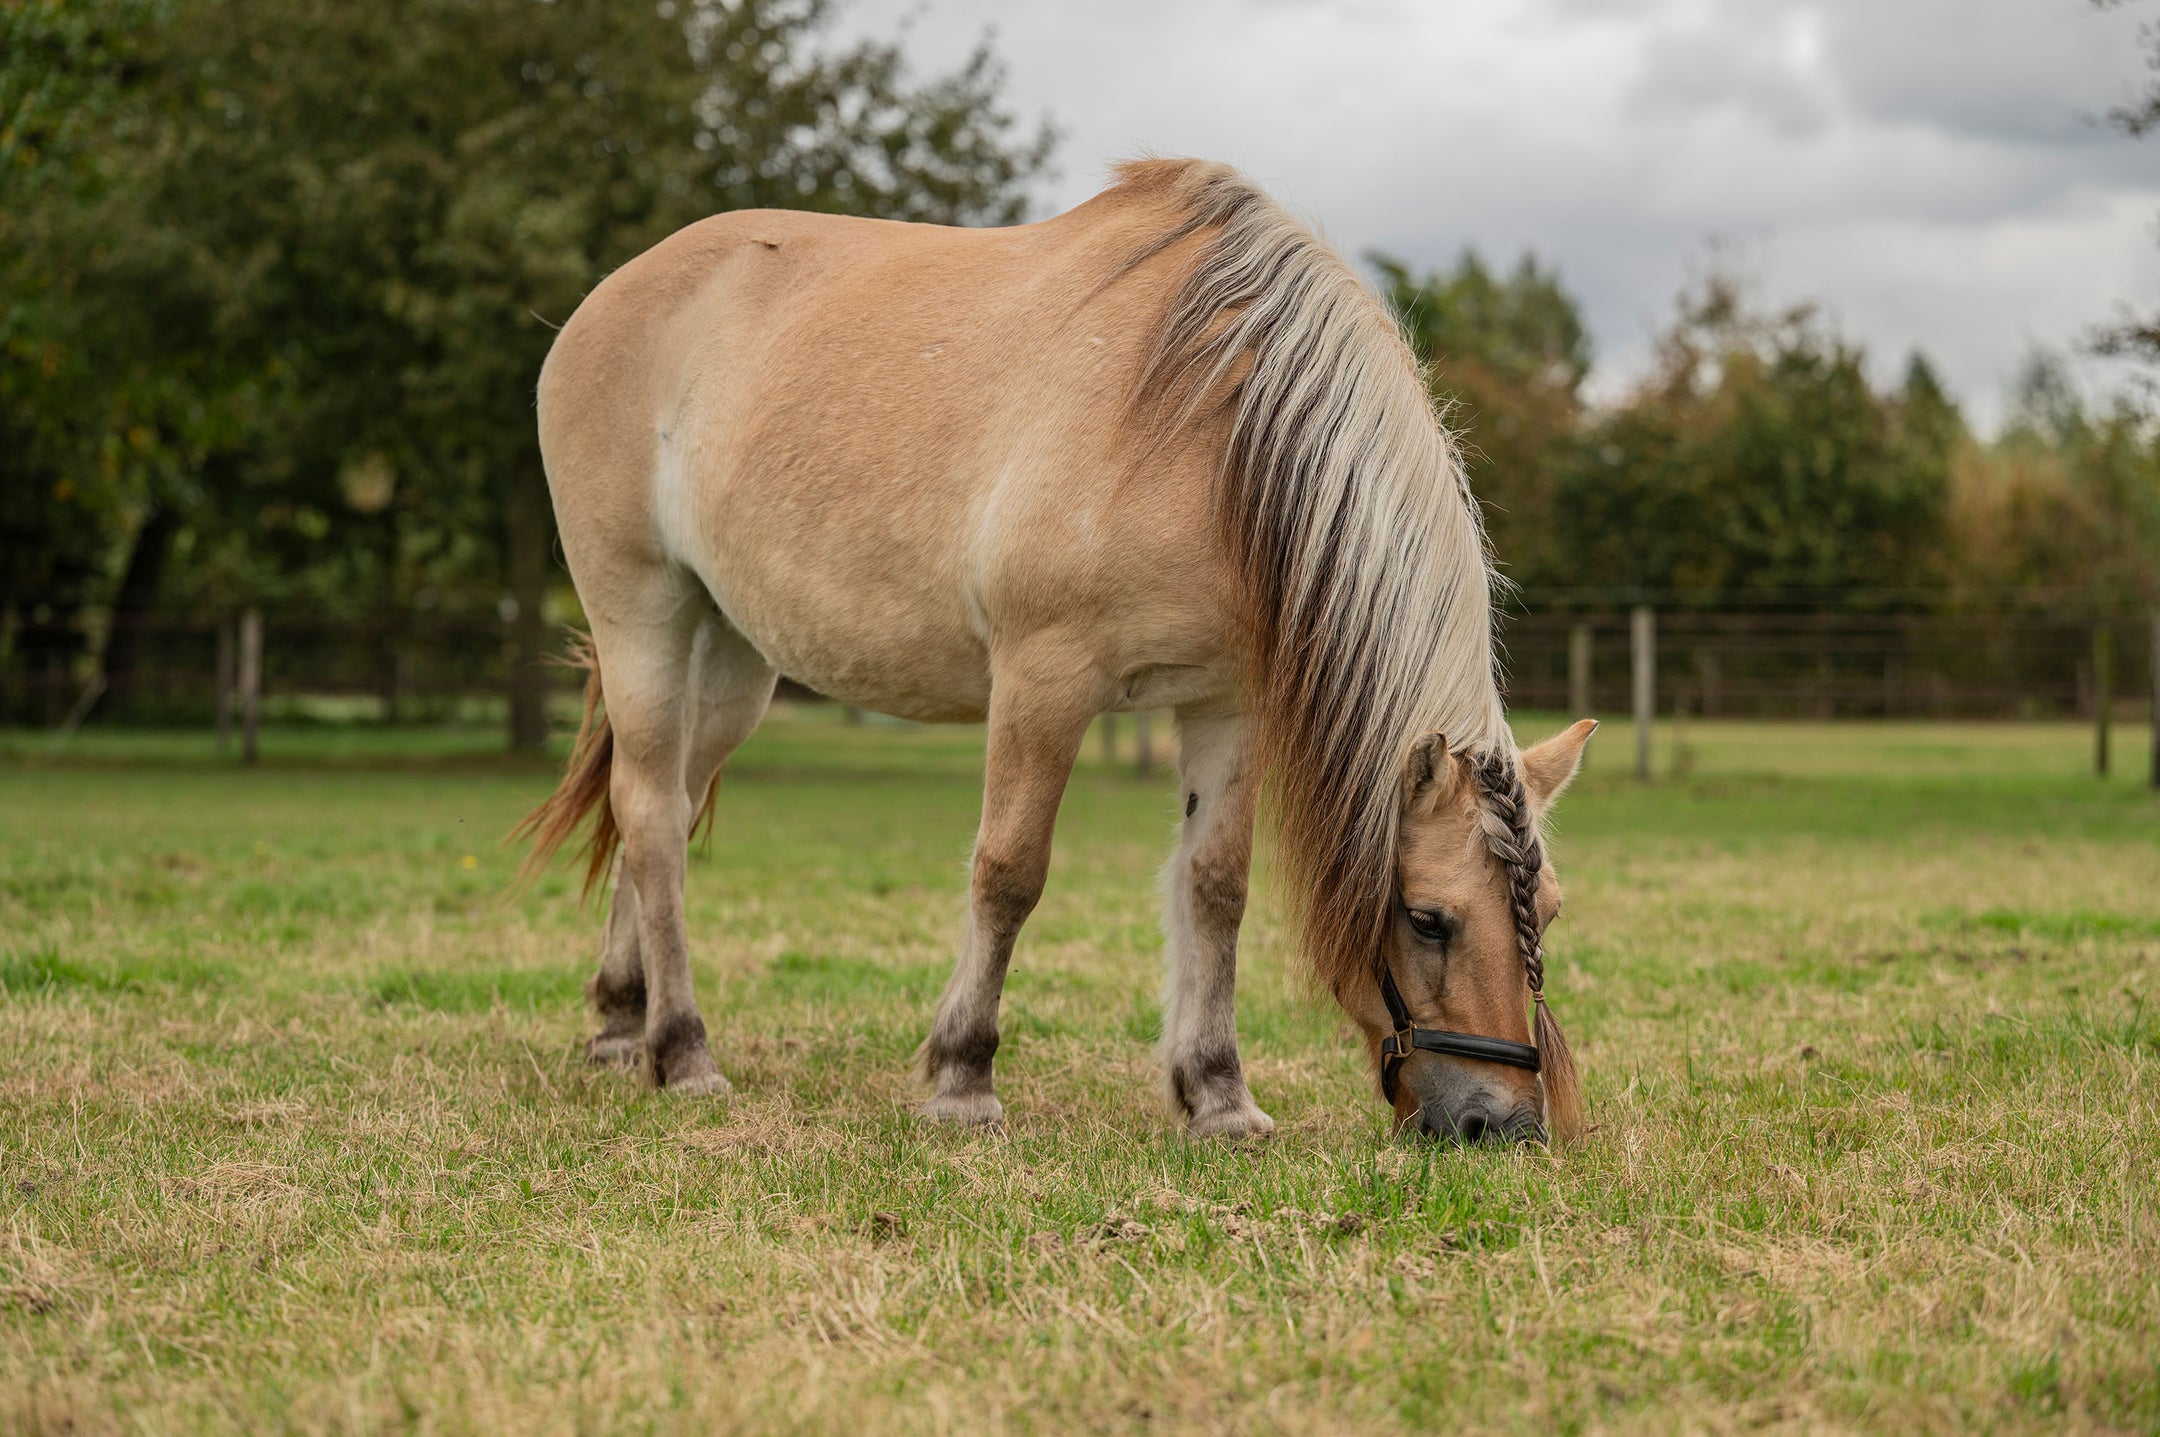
[1081,1213,1153,1246]
[1134,1186,1371,1242]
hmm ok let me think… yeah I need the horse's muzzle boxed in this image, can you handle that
[1412,1101,1546,1147]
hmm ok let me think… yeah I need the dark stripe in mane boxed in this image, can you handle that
[1120,158,1509,993]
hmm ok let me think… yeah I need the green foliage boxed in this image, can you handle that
[1372,250,1589,587]
[1552,277,1957,606]
[0,0,171,625]
[1376,258,1982,608]
[1950,352,2160,609]
[1,0,1050,719]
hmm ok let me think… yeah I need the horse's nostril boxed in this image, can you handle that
[1410,1106,1530,1147]
[1506,1115,1549,1146]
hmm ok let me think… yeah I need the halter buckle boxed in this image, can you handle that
[1388,1027,1415,1060]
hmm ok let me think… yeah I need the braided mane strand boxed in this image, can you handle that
[1467,749,1584,1141]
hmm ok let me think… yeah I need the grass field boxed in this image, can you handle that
[3,711,2157,1434]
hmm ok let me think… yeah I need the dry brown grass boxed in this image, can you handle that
[1,713,2156,1433]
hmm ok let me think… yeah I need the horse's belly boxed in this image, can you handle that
[759,620,993,725]
[693,522,994,723]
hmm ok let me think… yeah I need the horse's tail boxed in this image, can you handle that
[509,629,724,901]
[511,631,620,901]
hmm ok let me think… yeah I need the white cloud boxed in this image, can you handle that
[839,0,2160,428]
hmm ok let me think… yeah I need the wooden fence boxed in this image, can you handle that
[1499,609,2153,722]
[1502,606,2159,781]
[4,607,2156,780]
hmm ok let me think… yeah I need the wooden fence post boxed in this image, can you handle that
[1631,605,1655,781]
[2094,622,2113,779]
[1698,649,1722,718]
[2150,608,2159,792]
[1100,712,1117,765]
[1568,622,1593,718]
[1133,711,1155,778]
[215,618,235,754]
[238,607,262,766]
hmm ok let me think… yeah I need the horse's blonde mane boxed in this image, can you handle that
[1122,157,1509,992]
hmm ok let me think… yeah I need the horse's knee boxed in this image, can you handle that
[1188,849,1249,932]
[972,847,1045,934]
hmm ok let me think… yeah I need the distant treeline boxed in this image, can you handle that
[1372,256,2160,619]
[4,1,2157,740]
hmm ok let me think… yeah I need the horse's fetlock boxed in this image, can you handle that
[587,968,647,1020]
[1167,1043,1245,1117]
[923,1019,999,1087]
[646,1011,711,1084]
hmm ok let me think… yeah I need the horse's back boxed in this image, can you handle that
[540,180,1235,720]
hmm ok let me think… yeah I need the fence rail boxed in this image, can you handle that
[1500,610,2155,721]
[3,608,2156,735]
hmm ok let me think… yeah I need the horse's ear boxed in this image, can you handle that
[1522,719,1597,808]
[1403,731,1458,814]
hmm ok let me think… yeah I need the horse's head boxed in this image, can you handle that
[1344,719,1596,1146]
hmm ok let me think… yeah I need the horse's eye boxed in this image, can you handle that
[1406,908,1452,944]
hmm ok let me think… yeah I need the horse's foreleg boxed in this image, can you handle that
[1160,707,1273,1138]
[919,655,1099,1125]
[586,612,776,1068]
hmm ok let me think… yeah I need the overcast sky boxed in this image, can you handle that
[839,0,2159,430]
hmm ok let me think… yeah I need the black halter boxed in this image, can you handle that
[1376,963,1540,1102]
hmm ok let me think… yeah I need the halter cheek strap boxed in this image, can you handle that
[1376,964,1541,1103]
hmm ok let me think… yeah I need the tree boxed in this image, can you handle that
[1552,275,1956,607]
[0,1,170,719]
[1950,353,2160,611]
[15,0,1051,739]
[2091,1,2160,375]
[1372,250,1590,588]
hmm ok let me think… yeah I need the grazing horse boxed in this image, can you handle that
[517,158,1597,1143]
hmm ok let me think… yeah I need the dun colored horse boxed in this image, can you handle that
[518,158,1596,1142]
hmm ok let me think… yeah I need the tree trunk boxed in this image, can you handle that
[95,504,179,720]
[506,465,554,753]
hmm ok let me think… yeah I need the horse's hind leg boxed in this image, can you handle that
[1159,707,1273,1138]
[919,649,1101,1125]
[597,601,776,1093]
[585,855,647,1065]
[585,612,777,1068]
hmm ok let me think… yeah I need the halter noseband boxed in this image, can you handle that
[1376,964,1540,1101]
[1376,747,1548,1104]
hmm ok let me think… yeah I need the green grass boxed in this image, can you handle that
[2,708,2157,1434]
